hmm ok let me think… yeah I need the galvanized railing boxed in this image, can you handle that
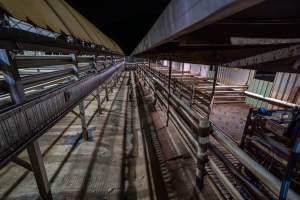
[0,63,124,167]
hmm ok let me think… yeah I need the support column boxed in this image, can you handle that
[103,54,107,69]
[210,66,219,103]
[93,54,102,115]
[96,87,102,114]
[79,101,88,140]
[92,54,98,73]
[166,60,172,126]
[0,49,52,199]
[190,84,195,108]
[196,119,210,189]
[180,62,184,99]
[27,141,53,200]
[105,83,109,101]
[209,65,218,114]
[71,54,89,140]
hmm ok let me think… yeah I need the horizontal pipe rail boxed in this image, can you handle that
[245,91,299,108]
[0,68,74,93]
[21,68,74,88]
[13,55,95,69]
[211,127,300,200]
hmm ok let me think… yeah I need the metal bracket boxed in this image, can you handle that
[12,157,32,171]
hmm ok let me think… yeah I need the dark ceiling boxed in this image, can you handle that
[66,0,171,55]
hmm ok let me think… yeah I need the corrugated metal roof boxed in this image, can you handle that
[0,0,123,54]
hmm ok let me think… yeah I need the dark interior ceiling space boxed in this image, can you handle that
[66,0,171,55]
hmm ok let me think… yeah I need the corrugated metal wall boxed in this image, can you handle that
[217,67,253,86]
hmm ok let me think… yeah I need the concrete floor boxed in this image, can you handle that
[139,81,218,200]
[0,72,149,200]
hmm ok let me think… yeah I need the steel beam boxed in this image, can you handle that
[132,0,263,55]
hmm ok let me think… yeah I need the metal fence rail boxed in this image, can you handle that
[137,63,300,200]
[0,63,124,167]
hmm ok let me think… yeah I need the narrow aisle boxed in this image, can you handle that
[0,71,151,200]
[75,72,129,199]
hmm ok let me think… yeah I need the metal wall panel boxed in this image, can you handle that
[217,67,252,86]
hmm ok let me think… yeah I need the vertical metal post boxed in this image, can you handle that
[110,78,114,93]
[0,49,25,104]
[93,55,102,114]
[190,84,195,108]
[104,54,107,69]
[96,87,102,114]
[196,119,210,189]
[78,101,89,140]
[240,108,253,149]
[1,49,52,199]
[210,66,219,109]
[27,141,53,200]
[71,54,89,140]
[92,54,98,73]
[180,62,184,99]
[105,83,109,101]
[166,61,172,126]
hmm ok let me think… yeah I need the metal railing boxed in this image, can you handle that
[0,62,124,167]
[136,63,300,200]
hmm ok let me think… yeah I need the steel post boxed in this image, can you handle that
[196,119,210,189]
[105,83,109,101]
[71,53,89,140]
[27,141,53,200]
[103,54,107,69]
[180,62,184,99]
[92,55,98,72]
[166,60,172,126]
[96,87,102,114]
[0,49,25,104]
[190,84,195,108]
[79,101,89,140]
[210,66,219,105]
